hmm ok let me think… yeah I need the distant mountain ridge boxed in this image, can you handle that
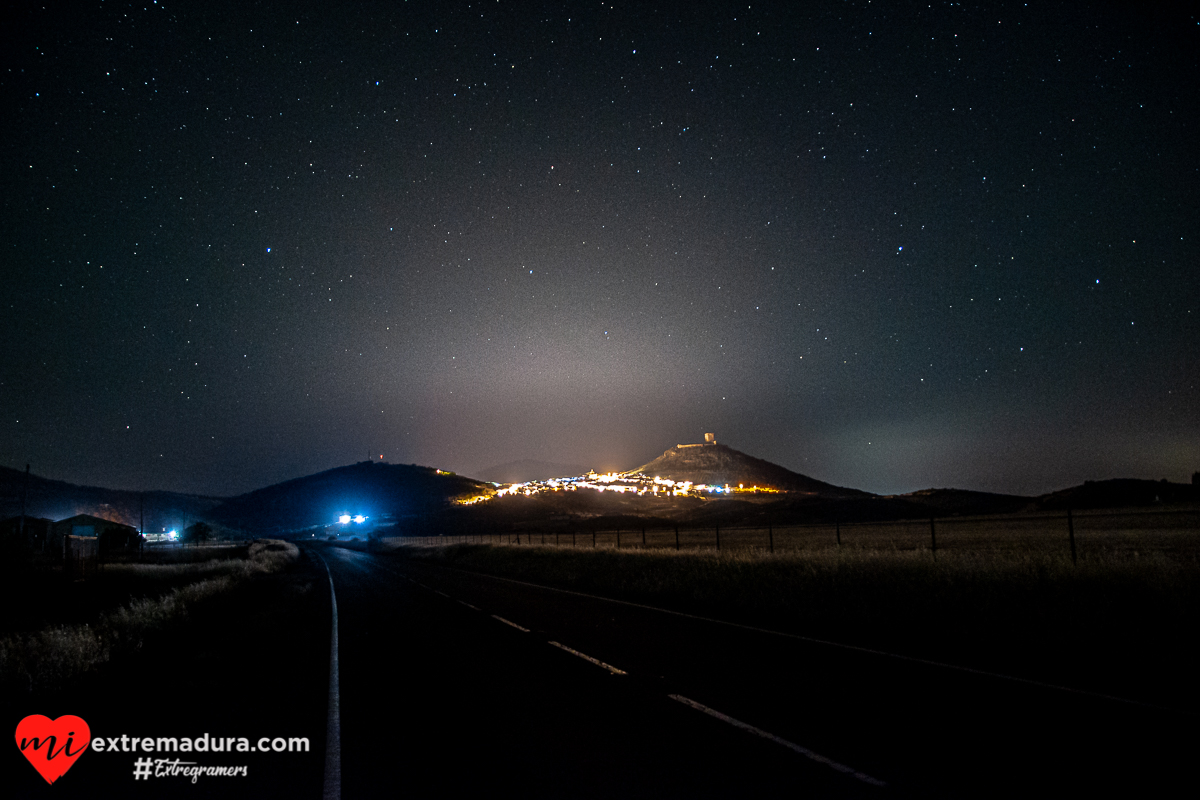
[890,488,1033,516]
[205,460,492,533]
[0,465,222,532]
[628,443,869,498]
[6,459,1194,536]
[473,460,592,484]
[1034,478,1195,510]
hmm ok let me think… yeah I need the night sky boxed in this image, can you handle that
[3,1,1197,498]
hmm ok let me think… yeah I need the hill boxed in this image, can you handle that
[891,488,1034,516]
[1033,478,1197,510]
[0,465,222,533]
[628,443,869,498]
[473,460,591,484]
[205,461,493,534]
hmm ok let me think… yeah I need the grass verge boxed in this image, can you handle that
[0,540,298,695]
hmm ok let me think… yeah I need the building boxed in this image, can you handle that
[0,515,53,557]
[677,432,717,448]
[50,514,141,559]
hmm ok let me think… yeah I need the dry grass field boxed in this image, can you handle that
[384,509,1200,711]
[403,506,1200,560]
[0,540,299,694]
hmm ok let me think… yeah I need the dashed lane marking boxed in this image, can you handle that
[669,694,886,788]
[409,560,1181,713]
[334,548,878,785]
[492,615,530,632]
[549,641,627,675]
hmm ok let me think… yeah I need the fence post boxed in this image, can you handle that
[675,525,680,550]
[930,517,937,558]
[768,524,774,553]
[715,524,720,550]
[1068,509,1077,565]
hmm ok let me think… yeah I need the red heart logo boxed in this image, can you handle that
[15,715,91,784]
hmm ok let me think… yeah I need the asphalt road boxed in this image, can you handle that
[323,545,1195,798]
[10,545,1190,797]
[322,544,881,799]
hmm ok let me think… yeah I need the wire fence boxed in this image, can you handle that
[392,507,1200,562]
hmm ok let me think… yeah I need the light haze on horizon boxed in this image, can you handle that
[3,1,1196,498]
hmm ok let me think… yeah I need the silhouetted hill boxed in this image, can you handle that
[205,461,493,533]
[891,488,1034,516]
[473,460,591,484]
[0,465,222,532]
[1034,479,1197,511]
[628,444,870,498]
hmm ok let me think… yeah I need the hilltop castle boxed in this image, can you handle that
[676,432,716,449]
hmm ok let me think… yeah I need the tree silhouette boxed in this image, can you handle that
[183,521,212,545]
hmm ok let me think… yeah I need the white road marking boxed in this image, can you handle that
[491,615,530,632]
[340,549,874,785]
[419,562,1177,712]
[315,552,342,800]
[433,590,450,598]
[327,550,879,789]
[549,641,627,675]
[669,694,886,787]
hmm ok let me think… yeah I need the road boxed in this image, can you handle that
[320,545,1194,798]
[322,544,880,798]
[14,544,1185,797]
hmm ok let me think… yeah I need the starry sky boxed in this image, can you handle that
[3,0,1197,498]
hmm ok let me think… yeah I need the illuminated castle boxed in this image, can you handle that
[677,432,717,448]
